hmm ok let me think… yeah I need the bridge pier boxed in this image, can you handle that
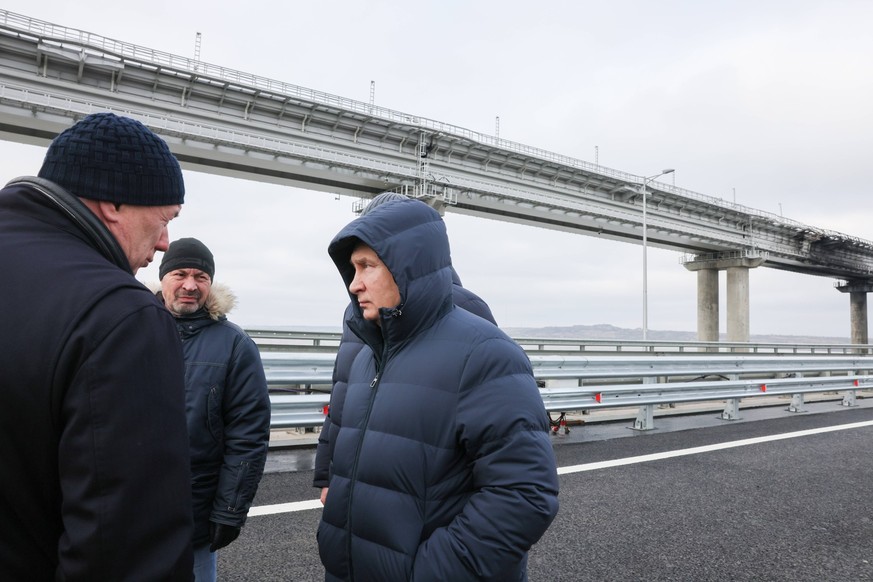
[683,252,766,346]
[695,268,719,344]
[850,292,868,345]
[835,279,873,345]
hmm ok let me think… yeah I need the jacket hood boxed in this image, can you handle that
[328,198,453,348]
[147,281,237,320]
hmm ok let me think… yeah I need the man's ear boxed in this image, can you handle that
[96,200,123,224]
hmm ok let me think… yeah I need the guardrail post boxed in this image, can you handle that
[720,374,741,420]
[788,393,805,413]
[842,390,857,407]
[632,376,657,430]
[720,398,741,421]
[633,404,655,431]
[788,373,805,412]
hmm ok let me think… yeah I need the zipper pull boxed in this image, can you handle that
[370,373,379,388]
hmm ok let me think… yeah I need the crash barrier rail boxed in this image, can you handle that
[258,342,873,432]
[246,328,871,356]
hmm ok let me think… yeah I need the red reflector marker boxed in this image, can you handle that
[322,405,330,415]
[760,384,767,392]
[854,379,860,387]
[595,393,602,403]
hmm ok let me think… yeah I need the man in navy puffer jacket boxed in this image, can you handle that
[313,193,496,500]
[317,197,559,581]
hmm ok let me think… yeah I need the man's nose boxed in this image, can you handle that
[349,272,362,294]
[155,225,170,252]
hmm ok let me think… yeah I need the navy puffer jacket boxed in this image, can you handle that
[317,198,559,581]
[312,270,496,489]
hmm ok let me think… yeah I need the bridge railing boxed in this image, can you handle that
[256,329,873,432]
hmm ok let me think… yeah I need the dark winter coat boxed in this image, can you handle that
[312,271,497,488]
[0,178,193,581]
[317,198,559,581]
[160,284,271,547]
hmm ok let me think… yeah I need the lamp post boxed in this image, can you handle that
[641,168,675,341]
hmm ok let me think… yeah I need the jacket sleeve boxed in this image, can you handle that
[313,414,333,488]
[313,313,362,488]
[58,303,193,581]
[412,337,559,581]
[211,334,272,528]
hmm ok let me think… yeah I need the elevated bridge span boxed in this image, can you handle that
[1,8,872,342]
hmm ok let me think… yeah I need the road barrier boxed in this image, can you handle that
[256,330,873,432]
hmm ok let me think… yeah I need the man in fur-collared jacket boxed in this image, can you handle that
[157,237,271,582]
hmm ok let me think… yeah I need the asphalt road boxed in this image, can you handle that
[218,400,873,581]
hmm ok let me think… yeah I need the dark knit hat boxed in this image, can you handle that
[38,112,185,206]
[159,238,215,280]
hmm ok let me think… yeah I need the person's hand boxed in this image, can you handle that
[209,521,241,552]
[320,487,329,505]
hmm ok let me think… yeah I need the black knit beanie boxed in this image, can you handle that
[159,238,215,280]
[38,112,185,206]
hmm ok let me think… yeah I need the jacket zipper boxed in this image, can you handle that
[346,351,386,582]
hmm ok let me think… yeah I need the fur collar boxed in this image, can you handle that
[147,281,237,320]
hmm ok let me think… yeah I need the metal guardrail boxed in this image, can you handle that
[249,328,870,355]
[541,374,872,431]
[256,330,873,432]
[270,394,331,430]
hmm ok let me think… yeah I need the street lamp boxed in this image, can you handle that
[641,168,675,341]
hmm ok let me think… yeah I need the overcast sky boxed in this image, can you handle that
[2,0,871,338]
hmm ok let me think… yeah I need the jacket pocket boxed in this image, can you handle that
[231,460,254,511]
[206,384,223,441]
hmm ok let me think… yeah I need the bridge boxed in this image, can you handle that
[2,8,873,343]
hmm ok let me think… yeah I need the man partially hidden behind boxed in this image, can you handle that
[0,112,194,580]
[317,197,560,581]
[158,237,271,582]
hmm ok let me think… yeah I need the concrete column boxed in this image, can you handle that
[850,292,868,345]
[726,266,751,343]
[684,253,765,346]
[696,269,719,343]
[835,280,873,349]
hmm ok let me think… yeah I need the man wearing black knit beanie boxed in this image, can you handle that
[0,112,194,580]
[158,237,270,582]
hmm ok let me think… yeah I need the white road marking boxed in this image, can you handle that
[558,419,873,474]
[249,499,323,517]
[249,419,873,516]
